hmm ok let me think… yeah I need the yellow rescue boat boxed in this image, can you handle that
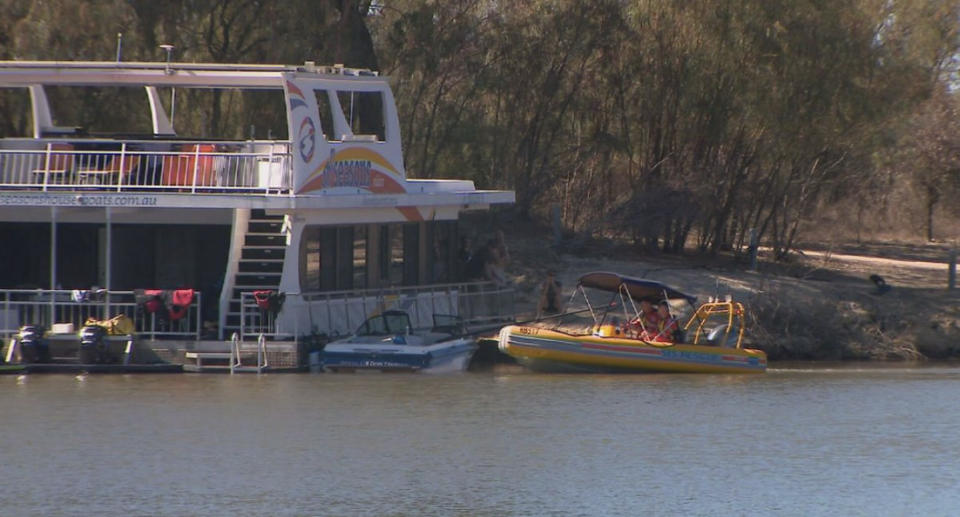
[498,272,766,373]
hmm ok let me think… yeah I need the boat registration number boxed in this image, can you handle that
[516,327,540,335]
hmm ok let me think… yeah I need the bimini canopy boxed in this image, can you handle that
[577,272,697,304]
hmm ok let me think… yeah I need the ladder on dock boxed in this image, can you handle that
[184,333,269,373]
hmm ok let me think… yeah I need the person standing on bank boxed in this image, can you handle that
[536,270,564,319]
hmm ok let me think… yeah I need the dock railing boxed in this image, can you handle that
[0,289,202,340]
[239,281,516,340]
[0,139,291,194]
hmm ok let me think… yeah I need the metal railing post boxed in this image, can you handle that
[191,144,201,194]
[116,143,127,192]
[195,291,202,340]
[240,292,246,340]
[258,333,268,371]
[230,332,239,374]
[41,142,52,191]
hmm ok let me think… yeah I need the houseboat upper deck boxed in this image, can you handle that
[0,60,515,359]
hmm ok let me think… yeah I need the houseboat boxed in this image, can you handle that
[0,60,515,370]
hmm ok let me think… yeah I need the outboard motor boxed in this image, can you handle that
[18,325,50,363]
[78,325,109,364]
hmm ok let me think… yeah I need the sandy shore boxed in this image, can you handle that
[499,230,959,360]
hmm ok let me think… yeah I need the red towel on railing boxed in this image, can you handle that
[169,289,194,321]
[253,290,273,311]
[253,290,285,315]
[143,289,165,313]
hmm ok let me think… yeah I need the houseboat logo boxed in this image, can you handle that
[297,147,406,195]
[287,81,316,163]
[298,117,316,163]
[286,81,309,112]
[320,149,369,188]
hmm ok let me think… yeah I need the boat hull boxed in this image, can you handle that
[316,337,477,373]
[498,325,766,374]
[0,364,26,375]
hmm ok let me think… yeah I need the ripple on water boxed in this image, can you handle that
[2,367,960,516]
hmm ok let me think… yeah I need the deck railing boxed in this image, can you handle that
[0,289,202,340]
[0,139,291,194]
[239,281,516,340]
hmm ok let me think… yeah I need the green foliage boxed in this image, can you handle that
[1,0,956,250]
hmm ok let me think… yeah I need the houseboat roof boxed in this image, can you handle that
[0,60,383,88]
[0,60,515,213]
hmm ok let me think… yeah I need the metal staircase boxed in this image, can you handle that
[220,209,286,339]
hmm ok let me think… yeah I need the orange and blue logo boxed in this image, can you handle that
[287,81,316,163]
[297,147,406,195]
[298,117,316,163]
[287,81,309,112]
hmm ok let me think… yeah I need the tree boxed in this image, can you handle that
[895,89,960,241]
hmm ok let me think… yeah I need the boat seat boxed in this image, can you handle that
[706,325,728,345]
[706,325,740,347]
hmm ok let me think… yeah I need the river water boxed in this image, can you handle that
[3,364,959,516]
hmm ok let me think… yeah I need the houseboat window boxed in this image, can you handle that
[428,221,457,283]
[380,224,404,285]
[300,225,369,292]
[157,88,287,139]
[336,90,385,142]
[336,226,354,289]
[301,223,428,292]
[403,222,419,285]
[353,225,368,289]
[320,227,339,290]
[313,90,337,141]
[0,88,32,137]
[237,90,288,140]
[45,86,152,135]
[301,226,321,291]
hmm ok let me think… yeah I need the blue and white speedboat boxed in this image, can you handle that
[314,311,477,373]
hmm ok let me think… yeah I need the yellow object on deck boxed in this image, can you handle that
[84,315,135,336]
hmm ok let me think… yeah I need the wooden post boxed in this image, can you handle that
[949,249,957,291]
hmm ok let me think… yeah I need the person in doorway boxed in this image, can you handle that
[536,270,564,319]
[493,230,510,268]
[458,237,480,280]
[483,238,507,286]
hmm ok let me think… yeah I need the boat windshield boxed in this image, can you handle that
[355,311,412,336]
